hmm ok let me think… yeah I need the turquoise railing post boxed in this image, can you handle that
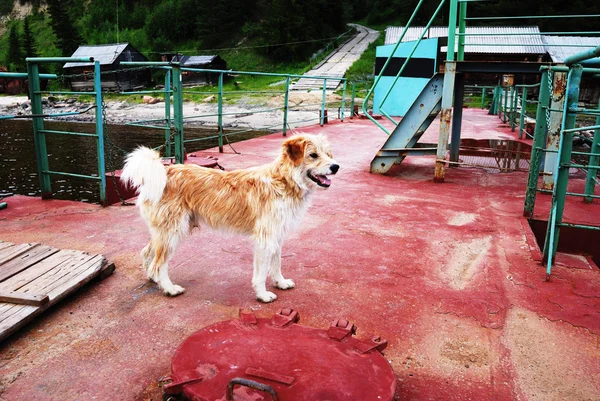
[503,87,508,123]
[584,98,600,203]
[524,69,550,217]
[519,87,528,138]
[320,79,327,126]
[171,64,184,163]
[27,60,52,199]
[93,61,107,205]
[511,86,518,131]
[164,69,172,158]
[282,76,290,136]
[218,72,224,152]
[457,0,467,61]
[350,82,356,118]
[543,65,583,272]
[340,79,347,122]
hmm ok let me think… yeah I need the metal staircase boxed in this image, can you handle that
[370,73,443,174]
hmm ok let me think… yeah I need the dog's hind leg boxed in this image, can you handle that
[252,242,278,303]
[269,245,295,290]
[149,231,185,296]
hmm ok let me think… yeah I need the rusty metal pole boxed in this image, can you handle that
[434,0,459,183]
[542,71,567,190]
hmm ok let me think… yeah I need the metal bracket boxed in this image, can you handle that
[354,336,389,354]
[271,308,300,327]
[159,365,217,395]
[327,319,357,341]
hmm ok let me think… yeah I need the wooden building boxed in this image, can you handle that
[172,55,227,86]
[63,43,151,92]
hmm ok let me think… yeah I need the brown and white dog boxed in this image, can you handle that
[121,134,338,302]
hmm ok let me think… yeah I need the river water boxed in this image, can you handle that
[0,120,266,203]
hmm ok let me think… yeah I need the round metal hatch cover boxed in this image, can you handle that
[162,308,397,401]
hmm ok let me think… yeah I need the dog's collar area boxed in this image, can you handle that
[307,170,331,188]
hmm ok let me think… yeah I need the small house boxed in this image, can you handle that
[172,55,227,86]
[63,43,151,92]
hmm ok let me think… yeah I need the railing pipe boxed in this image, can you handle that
[93,61,107,205]
[564,45,600,66]
[164,69,172,157]
[218,72,224,152]
[282,76,290,136]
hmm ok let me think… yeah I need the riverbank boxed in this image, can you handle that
[0,91,363,130]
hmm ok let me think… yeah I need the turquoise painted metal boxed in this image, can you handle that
[584,99,600,203]
[164,69,172,158]
[523,69,550,218]
[93,61,107,204]
[370,73,444,174]
[23,57,107,204]
[218,72,224,152]
[27,61,51,199]
[172,64,184,163]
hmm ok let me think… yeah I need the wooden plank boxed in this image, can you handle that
[0,250,81,292]
[0,245,59,283]
[0,253,103,321]
[0,257,111,343]
[0,291,49,306]
[0,241,14,252]
[0,243,40,266]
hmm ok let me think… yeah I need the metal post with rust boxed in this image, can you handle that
[542,71,567,190]
[434,0,458,183]
[543,65,583,271]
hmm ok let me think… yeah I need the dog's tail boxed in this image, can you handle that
[121,146,167,205]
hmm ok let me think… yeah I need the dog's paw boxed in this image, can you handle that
[275,278,295,290]
[164,285,185,297]
[256,291,278,303]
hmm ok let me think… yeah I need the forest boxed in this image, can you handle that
[1,0,599,73]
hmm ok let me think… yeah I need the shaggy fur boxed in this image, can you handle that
[121,134,338,302]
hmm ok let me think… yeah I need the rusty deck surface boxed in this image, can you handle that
[0,109,599,400]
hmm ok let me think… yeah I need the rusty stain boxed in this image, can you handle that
[553,74,567,101]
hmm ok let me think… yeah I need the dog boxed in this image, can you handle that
[121,134,338,302]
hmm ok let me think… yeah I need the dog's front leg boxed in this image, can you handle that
[270,246,295,290]
[252,242,278,303]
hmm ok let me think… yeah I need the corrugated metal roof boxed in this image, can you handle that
[385,26,546,54]
[174,55,218,66]
[63,43,131,68]
[542,36,600,62]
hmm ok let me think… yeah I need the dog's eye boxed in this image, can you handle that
[309,153,318,159]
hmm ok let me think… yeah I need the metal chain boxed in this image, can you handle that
[545,71,553,130]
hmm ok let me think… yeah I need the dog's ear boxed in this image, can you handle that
[284,136,307,166]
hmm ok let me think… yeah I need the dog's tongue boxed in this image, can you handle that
[317,175,331,186]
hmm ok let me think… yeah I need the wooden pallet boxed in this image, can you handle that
[0,241,114,343]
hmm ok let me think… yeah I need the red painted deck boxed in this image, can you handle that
[1,108,600,400]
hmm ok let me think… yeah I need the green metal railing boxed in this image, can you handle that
[362,0,600,182]
[1,57,108,204]
[522,49,600,277]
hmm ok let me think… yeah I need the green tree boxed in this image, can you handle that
[6,25,23,70]
[46,0,83,56]
[22,16,37,58]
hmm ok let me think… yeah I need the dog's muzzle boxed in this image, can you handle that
[307,164,339,188]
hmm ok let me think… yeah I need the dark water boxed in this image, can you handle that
[0,120,267,203]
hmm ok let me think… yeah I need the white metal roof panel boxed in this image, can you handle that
[385,26,545,54]
[63,43,130,68]
[542,36,600,62]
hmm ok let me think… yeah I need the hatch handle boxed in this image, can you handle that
[227,378,279,401]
